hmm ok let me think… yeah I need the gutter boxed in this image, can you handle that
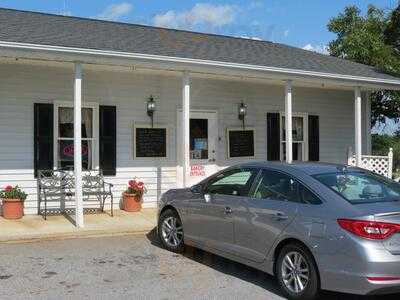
[1,41,400,89]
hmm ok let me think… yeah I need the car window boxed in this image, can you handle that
[314,171,400,204]
[252,170,322,205]
[252,170,299,202]
[205,168,258,197]
[299,184,322,205]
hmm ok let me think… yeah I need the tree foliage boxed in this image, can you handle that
[328,5,400,127]
[372,133,400,171]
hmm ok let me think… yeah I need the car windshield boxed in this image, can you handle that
[313,171,400,204]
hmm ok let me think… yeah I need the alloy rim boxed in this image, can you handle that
[281,251,310,294]
[161,216,183,247]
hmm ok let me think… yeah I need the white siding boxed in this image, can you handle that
[0,62,366,214]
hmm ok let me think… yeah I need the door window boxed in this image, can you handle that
[253,170,299,201]
[190,118,208,160]
[205,168,258,196]
[253,170,322,204]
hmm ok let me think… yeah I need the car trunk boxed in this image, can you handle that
[355,202,400,255]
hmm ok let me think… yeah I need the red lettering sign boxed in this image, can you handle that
[63,144,88,157]
[190,165,205,177]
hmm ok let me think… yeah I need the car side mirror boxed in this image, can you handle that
[190,184,203,194]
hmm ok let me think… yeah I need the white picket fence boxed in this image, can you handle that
[347,147,393,178]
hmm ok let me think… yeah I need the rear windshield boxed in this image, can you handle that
[313,171,400,204]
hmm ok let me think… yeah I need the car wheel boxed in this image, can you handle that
[276,243,320,300]
[158,209,184,253]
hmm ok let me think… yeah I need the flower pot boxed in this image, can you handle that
[122,193,142,212]
[2,198,24,219]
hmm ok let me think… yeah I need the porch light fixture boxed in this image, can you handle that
[147,95,156,128]
[238,102,247,129]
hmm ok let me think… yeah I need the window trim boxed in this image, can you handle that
[226,127,256,159]
[133,123,170,160]
[279,112,309,161]
[53,101,99,170]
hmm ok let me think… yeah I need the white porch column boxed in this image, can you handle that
[182,71,190,187]
[365,91,372,154]
[285,80,293,164]
[74,63,84,228]
[354,87,362,167]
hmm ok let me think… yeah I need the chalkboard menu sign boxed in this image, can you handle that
[135,127,167,158]
[228,129,255,158]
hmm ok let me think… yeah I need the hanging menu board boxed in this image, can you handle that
[227,129,255,158]
[135,127,167,158]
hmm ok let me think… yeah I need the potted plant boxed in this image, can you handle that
[122,179,146,212]
[0,185,27,219]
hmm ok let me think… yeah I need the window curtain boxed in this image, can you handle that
[82,108,93,169]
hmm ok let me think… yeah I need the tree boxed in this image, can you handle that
[385,4,400,53]
[328,5,400,127]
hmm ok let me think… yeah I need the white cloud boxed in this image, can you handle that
[302,43,329,55]
[96,2,133,21]
[153,3,237,29]
[284,29,289,37]
[240,35,263,41]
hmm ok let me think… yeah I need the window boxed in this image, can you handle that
[55,104,98,170]
[299,184,322,205]
[205,168,258,196]
[252,170,321,204]
[190,118,208,159]
[253,170,299,201]
[281,115,307,161]
[314,171,400,204]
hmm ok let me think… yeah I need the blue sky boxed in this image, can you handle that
[0,0,398,52]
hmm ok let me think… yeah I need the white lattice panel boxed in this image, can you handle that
[348,156,389,177]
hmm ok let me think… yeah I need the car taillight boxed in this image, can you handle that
[337,219,400,240]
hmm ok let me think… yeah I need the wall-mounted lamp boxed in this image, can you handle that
[147,95,156,128]
[238,102,247,130]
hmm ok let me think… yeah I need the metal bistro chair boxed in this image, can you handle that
[37,169,70,220]
[81,169,114,217]
[38,169,114,219]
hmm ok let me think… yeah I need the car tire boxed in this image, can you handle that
[276,243,320,300]
[158,209,184,253]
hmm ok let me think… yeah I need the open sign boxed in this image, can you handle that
[63,144,89,157]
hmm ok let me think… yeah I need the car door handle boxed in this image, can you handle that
[224,206,233,214]
[270,212,289,220]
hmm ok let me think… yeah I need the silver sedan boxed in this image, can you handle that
[157,162,400,300]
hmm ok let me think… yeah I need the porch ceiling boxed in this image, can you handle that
[0,56,393,92]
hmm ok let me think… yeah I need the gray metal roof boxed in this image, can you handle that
[0,8,399,82]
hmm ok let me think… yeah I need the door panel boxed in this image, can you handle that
[184,194,238,251]
[234,198,298,262]
[184,167,259,253]
[232,169,300,262]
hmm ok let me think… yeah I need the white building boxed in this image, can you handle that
[0,8,399,226]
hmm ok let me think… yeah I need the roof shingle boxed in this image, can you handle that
[0,8,399,82]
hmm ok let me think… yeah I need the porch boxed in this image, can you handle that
[0,59,375,228]
[0,208,156,243]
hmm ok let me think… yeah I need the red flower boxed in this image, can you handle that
[4,185,13,192]
[129,180,136,187]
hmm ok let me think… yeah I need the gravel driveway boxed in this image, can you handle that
[0,231,399,300]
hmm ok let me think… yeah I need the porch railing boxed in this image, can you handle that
[347,147,393,178]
